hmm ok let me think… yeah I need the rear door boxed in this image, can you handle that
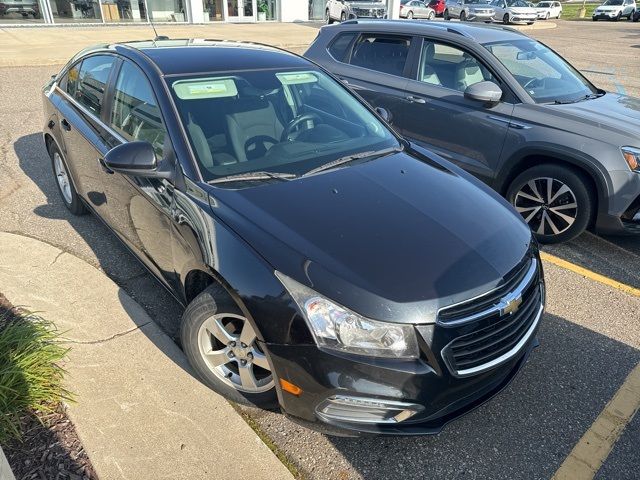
[395,38,514,183]
[330,32,414,125]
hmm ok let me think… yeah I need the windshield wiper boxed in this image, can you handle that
[209,171,298,185]
[554,92,605,105]
[303,146,403,177]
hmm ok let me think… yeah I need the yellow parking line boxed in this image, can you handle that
[540,252,640,298]
[552,363,640,480]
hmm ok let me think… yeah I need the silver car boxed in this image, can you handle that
[592,0,637,20]
[534,1,562,19]
[444,0,496,21]
[400,0,436,19]
[326,0,387,23]
[490,0,537,23]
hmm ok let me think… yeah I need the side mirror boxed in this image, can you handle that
[104,141,173,179]
[464,81,503,106]
[375,106,392,123]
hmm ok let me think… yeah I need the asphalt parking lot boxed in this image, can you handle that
[0,19,639,480]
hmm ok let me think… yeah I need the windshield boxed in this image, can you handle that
[538,2,551,6]
[169,68,398,183]
[603,0,623,5]
[484,39,597,103]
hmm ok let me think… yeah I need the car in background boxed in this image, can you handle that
[592,0,636,20]
[444,0,495,21]
[490,0,537,23]
[44,38,544,436]
[400,0,436,19]
[306,20,640,243]
[0,0,39,17]
[633,6,640,18]
[428,0,446,15]
[326,0,387,23]
[534,0,562,19]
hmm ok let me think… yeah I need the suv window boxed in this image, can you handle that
[419,41,493,91]
[75,56,115,116]
[328,32,357,62]
[349,34,411,77]
[110,60,166,157]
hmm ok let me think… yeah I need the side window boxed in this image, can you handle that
[110,60,166,157]
[418,41,493,92]
[328,32,357,62]
[349,34,411,77]
[61,63,80,97]
[76,55,116,116]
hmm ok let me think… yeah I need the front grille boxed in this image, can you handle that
[353,7,385,16]
[439,257,543,377]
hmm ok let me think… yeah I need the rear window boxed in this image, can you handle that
[349,34,411,77]
[328,32,357,62]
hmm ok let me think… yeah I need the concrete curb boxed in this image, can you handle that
[0,232,294,480]
[0,446,16,480]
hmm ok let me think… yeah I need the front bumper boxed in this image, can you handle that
[264,272,544,435]
[595,170,640,235]
[536,11,549,18]
[468,11,495,21]
[593,11,623,18]
[510,14,537,22]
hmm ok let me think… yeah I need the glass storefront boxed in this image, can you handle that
[0,0,46,23]
[204,0,223,20]
[147,0,186,20]
[257,0,276,20]
[50,0,102,22]
[308,0,324,19]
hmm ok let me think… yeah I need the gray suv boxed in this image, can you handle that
[305,21,640,243]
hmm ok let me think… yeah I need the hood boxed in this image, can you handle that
[596,4,624,10]
[550,93,640,141]
[469,4,494,10]
[508,6,537,13]
[207,150,532,323]
[349,1,386,8]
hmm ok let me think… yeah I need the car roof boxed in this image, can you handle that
[326,19,528,44]
[94,39,311,76]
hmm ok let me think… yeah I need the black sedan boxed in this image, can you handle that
[42,39,544,435]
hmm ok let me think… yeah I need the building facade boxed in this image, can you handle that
[0,0,311,24]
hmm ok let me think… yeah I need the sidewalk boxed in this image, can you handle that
[0,23,319,67]
[0,232,293,480]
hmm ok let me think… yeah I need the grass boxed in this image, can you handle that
[0,308,71,443]
[561,3,599,20]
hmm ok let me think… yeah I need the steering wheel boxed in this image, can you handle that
[522,77,544,91]
[282,113,322,142]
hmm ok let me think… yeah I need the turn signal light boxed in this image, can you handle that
[623,150,639,171]
[280,379,302,396]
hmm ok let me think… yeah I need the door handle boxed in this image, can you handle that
[61,119,72,131]
[98,157,114,174]
[406,95,427,104]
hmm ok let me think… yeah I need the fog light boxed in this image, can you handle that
[316,395,423,424]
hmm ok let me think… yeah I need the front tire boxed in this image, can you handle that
[444,8,450,19]
[48,141,87,216]
[340,11,346,22]
[460,10,466,21]
[326,8,334,23]
[181,284,278,409]
[407,10,413,18]
[506,164,593,244]
[503,12,510,23]
[428,10,435,19]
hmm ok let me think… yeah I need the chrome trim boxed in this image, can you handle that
[316,395,424,424]
[437,257,538,327]
[447,303,543,378]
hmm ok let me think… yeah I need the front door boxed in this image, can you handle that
[225,0,255,20]
[396,38,513,184]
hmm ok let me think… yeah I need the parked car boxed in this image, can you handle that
[43,39,543,435]
[326,0,387,23]
[633,7,640,18]
[428,0,447,15]
[444,0,496,22]
[0,0,39,17]
[400,0,436,19]
[306,20,640,243]
[592,0,636,20]
[534,0,562,19]
[489,0,537,23]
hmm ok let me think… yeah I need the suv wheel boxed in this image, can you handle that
[48,141,87,216]
[428,10,435,19]
[444,8,450,19]
[326,8,333,23]
[341,11,347,21]
[460,10,466,20]
[503,12,510,23]
[181,284,278,408]
[506,165,593,244]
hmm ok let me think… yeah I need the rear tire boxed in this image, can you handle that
[340,11,346,22]
[428,10,435,19]
[407,10,413,18]
[326,8,333,23]
[181,284,278,409]
[460,10,466,20]
[444,8,450,19]
[48,140,87,216]
[506,164,593,244]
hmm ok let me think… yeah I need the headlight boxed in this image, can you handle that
[621,147,640,172]
[276,272,419,359]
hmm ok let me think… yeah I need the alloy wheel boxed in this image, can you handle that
[197,313,274,393]
[514,177,578,236]
[53,151,72,204]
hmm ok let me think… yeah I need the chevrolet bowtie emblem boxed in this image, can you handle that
[500,294,523,316]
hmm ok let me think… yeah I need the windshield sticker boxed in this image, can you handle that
[172,78,238,100]
[276,72,319,86]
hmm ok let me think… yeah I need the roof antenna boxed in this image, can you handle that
[149,15,169,43]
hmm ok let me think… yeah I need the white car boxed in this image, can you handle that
[490,0,537,23]
[592,0,636,20]
[400,0,436,18]
[534,0,562,19]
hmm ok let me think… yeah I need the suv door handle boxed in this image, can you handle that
[98,157,114,174]
[406,95,427,104]
[61,119,72,131]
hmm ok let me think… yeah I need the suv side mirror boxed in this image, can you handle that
[104,141,173,179]
[464,81,503,106]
